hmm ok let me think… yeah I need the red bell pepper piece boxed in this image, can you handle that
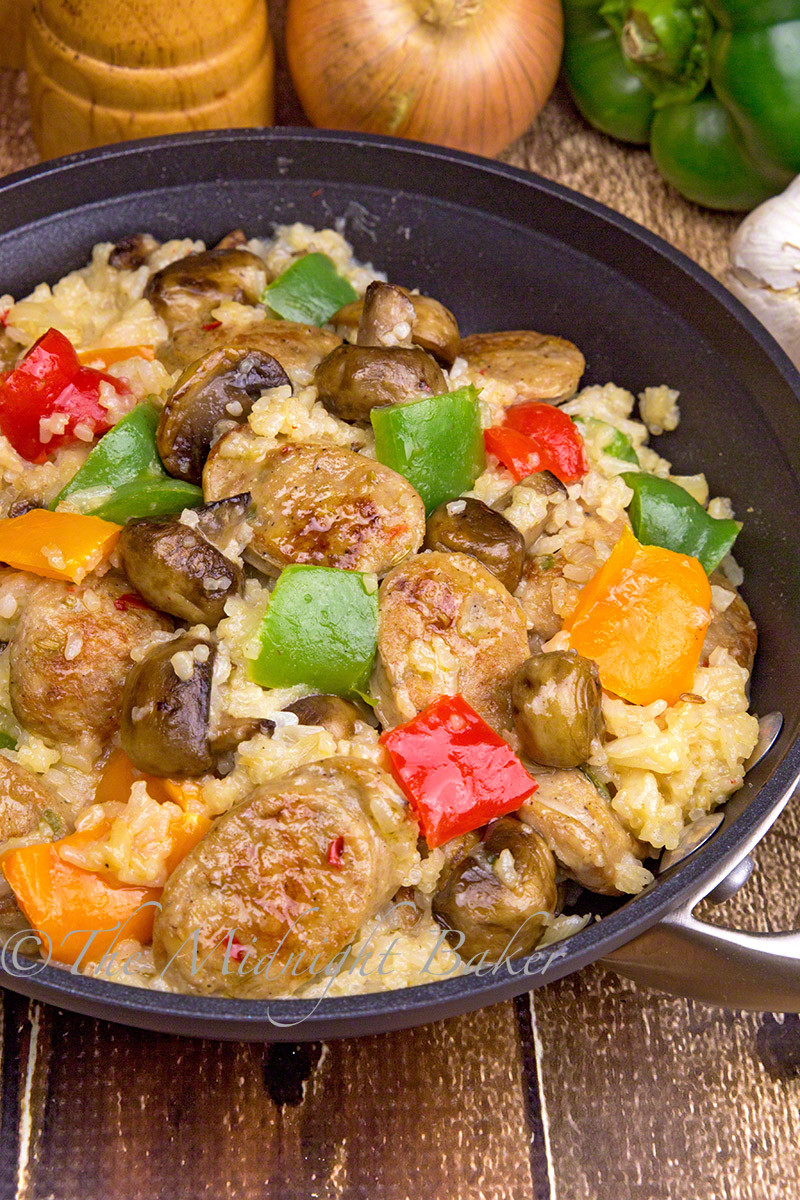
[485,402,588,485]
[380,695,537,848]
[484,426,544,482]
[0,328,127,461]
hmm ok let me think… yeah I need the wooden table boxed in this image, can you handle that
[1,25,800,1198]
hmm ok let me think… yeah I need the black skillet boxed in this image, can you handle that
[0,129,799,1041]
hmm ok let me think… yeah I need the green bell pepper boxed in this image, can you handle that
[263,253,358,326]
[371,385,485,515]
[563,0,800,209]
[0,730,16,751]
[623,471,740,572]
[53,403,203,522]
[249,565,378,694]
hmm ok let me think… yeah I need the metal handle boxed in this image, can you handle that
[602,852,800,1011]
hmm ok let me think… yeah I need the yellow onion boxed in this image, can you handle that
[286,0,563,157]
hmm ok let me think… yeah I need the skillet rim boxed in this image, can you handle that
[0,127,799,1039]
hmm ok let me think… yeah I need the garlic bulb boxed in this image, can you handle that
[726,176,800,371]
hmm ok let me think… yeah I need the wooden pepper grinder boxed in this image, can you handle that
[0,0,30,68]
[26,0,274,158]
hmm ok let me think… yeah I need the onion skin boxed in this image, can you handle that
[286,0,563,157]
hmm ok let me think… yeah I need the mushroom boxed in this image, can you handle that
[283,694,369,739]
[156,346,290,484]
[121,635,216,776]
[334,286,460,365]
[512,651,604,769]
[213,229,248,250]
[424,497,525,593]
[109,233,157,270]
[144,247,269,333]
[519,768,650,896]
[702,572,758,675]
[0,755,71,843]
[121,634,273,776]
[357,281,416,347]
[118,499,250,626]
[432,817,557,959]
[492,471,567,547]
[120,634,270,776]
[313,344,446,421]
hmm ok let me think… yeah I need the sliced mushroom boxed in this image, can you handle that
[512,651,604,769]
[703,572,757,674]
[157,346,290,484]
[248,442,426,575]
[207,713,274,757]
[214,229,248,250]
[192,493,254,552]
[516,552,572,647]
[118,511,245,626]
[7,497,44,518]
[284,694,367,739]
[122,634,272,775]
[334,287,460,365]
[519,768,650,896]
[357,281,416,347]
[121,635,215,777]
[144,247,268,333]
[314,343,446,422]
[492,471,567,548]
[109,233,157,270]
[432,817,557,959]
[424,497,525,593]
[458,330,585,404]
[0,755,71,843]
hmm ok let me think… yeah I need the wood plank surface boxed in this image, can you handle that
[531,797,800,1200]
[0,999,535,1200]
[2,22,800,1198]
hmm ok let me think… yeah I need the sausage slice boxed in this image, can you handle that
[153,757,417,997]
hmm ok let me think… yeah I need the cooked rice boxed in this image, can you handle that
[0,226,762,997]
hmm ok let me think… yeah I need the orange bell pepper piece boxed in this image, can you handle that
[0,509,121,583]
[95,749,206,814]
[564,527,711,706]
[0,757,211,967]
[77,345,155,368]
[0,826,161,966]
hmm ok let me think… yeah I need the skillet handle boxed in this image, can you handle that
[601,857,800,1012]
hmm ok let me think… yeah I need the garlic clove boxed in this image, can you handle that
[726,175,800,369]
[728,175,800,292]
[727,270,800,371]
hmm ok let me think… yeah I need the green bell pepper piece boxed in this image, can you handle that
[562,0,800,210]
[371,385,485,515]
[600,0,713,106]
[53,403,203,521]
[249,565,378,694]
[575,416,639,464]
[650,90,780,209]
[709,11,800,179]
[0,730,16,751]
[564,0,655,141]
[623,471,740,572]
[263,254,358,326]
